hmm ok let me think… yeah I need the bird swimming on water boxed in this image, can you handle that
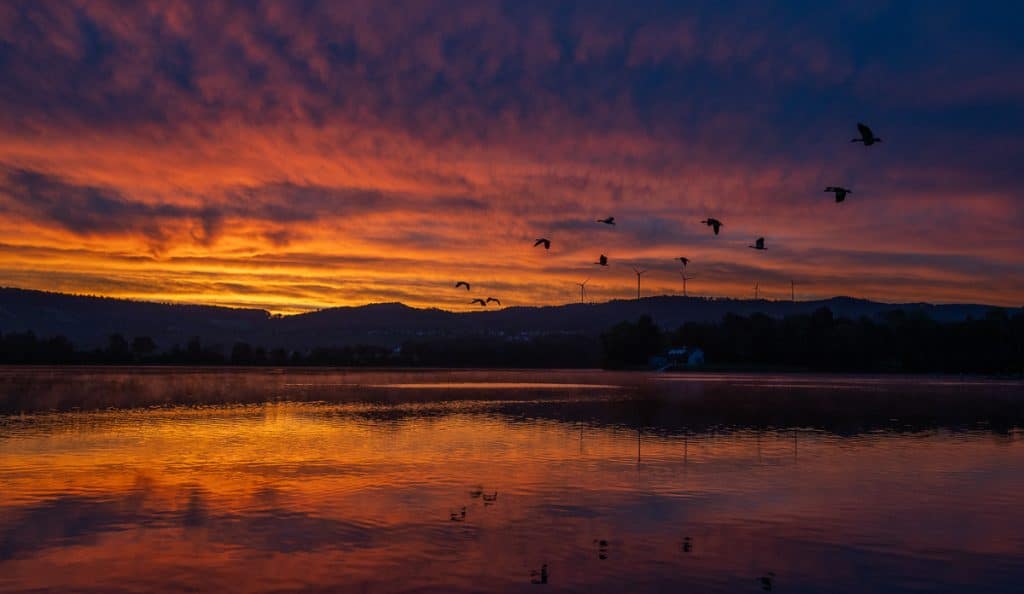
[851,122,881,145]
[455,281,471,290]
[534,238,551,249]
[486,297,501,305]
[596,216,616,225]
[470,298,487,306]
[701,218,723,235]
[824,186,852,203]
[595,254,608,266]
[749,237,766,250]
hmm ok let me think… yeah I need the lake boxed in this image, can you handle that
[1,368,1023,593]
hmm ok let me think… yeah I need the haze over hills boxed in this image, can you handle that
[0,287,1016,351]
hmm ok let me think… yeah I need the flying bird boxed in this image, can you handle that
[749,237,767,250]
[486,297,501,305]
[851,122,881,145]
[596,217,616,225]
[824,186,852,203]
[470,298,487,306]
[678,257,690,266]
[595,254,608,266]
[534,238,551,249]
[455,281,471,291]
[701,218,723,235]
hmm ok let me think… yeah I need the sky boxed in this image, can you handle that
[0,1,1022,314]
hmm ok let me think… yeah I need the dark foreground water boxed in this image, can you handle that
[1,368,1024,593]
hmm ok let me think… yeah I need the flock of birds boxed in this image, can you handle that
[454,122,881,306]
[449,486,778,589]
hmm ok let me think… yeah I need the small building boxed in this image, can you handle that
[667,346,705,367]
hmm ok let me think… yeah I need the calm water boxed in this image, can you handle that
[1,369,1024,593]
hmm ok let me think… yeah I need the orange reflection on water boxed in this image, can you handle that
[2,374,1024,593]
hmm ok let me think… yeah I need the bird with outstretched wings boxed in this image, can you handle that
[701,218,723,235]
[851,122,881,145]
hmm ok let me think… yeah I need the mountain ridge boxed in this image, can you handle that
[0,286,1016,350]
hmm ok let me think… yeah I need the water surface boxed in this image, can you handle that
[1,368,1023,593]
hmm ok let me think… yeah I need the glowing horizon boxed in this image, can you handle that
[1,2,1022,314]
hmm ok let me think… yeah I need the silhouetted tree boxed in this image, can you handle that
[106,333,131,362]
[132,336,157,358]
[231,342,255,365]
[601,315,665,368]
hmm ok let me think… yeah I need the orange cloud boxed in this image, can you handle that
[0,1,1021,312]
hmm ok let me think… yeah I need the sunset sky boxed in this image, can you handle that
[0,1,1021,313]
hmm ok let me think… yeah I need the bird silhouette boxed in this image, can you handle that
[759,572,776,591]
[824,186,852,203]
[851,122,881,145]
[595,254,608,266]
[482,491,498,502]
[455,281,471,291]
[530,564,548,585]
[701,218,723,235]
[593,539,609,560]
[749,237,766,250]
[596,216,616,225]
[678,257,690,266]
[470,298,487,306]
[534,238,551,250]
[486,297,501,305]
[450,506,467,521]
[682,536,693,553]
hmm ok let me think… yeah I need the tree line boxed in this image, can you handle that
[0,331,598,368]
[601,307,1024,374]
[1,306,1021,374]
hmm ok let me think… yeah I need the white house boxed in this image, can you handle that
[667,346,705,367]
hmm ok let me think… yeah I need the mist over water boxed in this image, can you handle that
[1,369,1023,593]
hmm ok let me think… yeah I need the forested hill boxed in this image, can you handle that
[0,286,1014,350]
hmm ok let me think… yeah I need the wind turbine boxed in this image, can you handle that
[576,278,590,304]
[633,267,647,301]
[754,282,759,300]
[679,270,697,297]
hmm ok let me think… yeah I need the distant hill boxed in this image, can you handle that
[0,287,1014,351]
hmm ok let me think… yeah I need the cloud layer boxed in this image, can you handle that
[0,1,1021,312]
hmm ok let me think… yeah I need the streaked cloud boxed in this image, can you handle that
[0,0,1021,312]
